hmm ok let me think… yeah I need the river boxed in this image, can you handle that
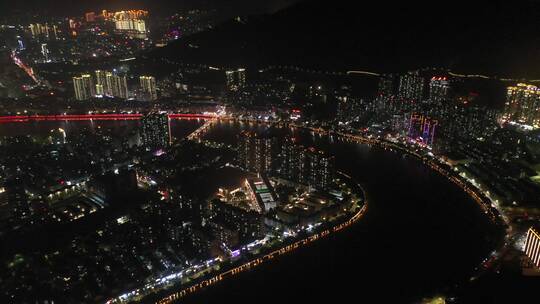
[0,119,503,303]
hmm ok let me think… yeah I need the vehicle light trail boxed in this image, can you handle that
[11,50,39,84]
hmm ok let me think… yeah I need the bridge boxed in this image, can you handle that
[186,118,218,141]
[0,113,216,123]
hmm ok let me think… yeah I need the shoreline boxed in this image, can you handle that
[153,194,368,304]
[0,114,506,303]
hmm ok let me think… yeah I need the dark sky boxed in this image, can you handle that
[0,0,304,17]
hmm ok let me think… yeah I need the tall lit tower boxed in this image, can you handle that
[429,76,451,102]
[407,114,438,146]
[29,24,40,37]
[140,76,157,101]
[237,68,246,87]
[43,23,51,39]
[41,43,50,62]
[238,131,277,174]
[114,74,129,99]
[73,77,86,101]
[106,73,129,99]
[52,25,58,40]
[304,147,335,190]
[95,70,109,97]
[226,68,246,91]
[140,113,171,150]
[82,74,95,97]
[525,226,540,269]
[105,72,114,96]
[73,74,94,100]
[504,83,540,126]
[399,70,424,101]
[17,36,25,50]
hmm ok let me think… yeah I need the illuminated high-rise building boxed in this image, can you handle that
[407,113,437,146]
[238,131,278,174]
[41,43,50,62]
[95,70,109,96]
[140,113,171,149]
[43,24,50,39]
[503,83,540,126]
[140,76,157,101]
[114,74,129,99]
[226,68,246,91]
[279,139,335,190]
[45,23,54,39]
[52,25,58,40]
[105,72,114,96]
[115,19,147,33]
[280,138,304,182]
[17,37,24,51]
[399,70,425,101]
[133,20,146,32]
[83,74,96,97]
[525,226,540,269]
[303,147,335,190]
[95,84,104,96]
[106,73,129,99]
[73,74,94,100]
[429,76,451,102]
[73,77,85,100]
[29,23,40,36]
[115,20,129,31]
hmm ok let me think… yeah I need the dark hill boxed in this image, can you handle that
[148,0,540,78]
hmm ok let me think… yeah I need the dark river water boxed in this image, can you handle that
[0,119,503,303]
[190,120,502,304]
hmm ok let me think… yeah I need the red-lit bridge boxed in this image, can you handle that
[0,113,216,123]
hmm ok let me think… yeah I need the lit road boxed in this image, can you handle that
[186,118,218,141]
[101,164,366,304]
[11,50,40,84]
[105,176,367,304]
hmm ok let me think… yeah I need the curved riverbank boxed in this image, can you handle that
[153,181,368,304]
[202,118,507,300]
[0,115,505,303]
[144,118,505,304]
[223,117,505,227]
[104,170,368,304]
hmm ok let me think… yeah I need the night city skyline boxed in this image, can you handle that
[0,1,539,304]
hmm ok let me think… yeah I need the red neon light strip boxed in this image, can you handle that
[0,113,214,123]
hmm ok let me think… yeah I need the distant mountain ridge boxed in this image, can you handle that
[148,0,540,79]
